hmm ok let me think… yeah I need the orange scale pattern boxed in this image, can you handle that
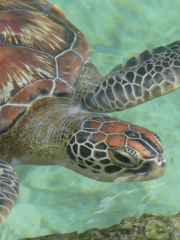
[130,124,149,133]
[128,139,152,158]
[106,134,126,147]
[89,132,106,143]
[100,122,128,134]
[143,132,162,152]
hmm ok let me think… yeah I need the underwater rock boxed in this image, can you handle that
[19,212,180,240]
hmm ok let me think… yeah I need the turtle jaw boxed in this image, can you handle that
[113,154,166,183]
[133,160,166,182]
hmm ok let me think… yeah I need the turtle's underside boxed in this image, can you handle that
[0,0,179,225]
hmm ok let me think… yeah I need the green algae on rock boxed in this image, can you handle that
[19,212,180,240]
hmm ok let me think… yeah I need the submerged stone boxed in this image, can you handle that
[19,212,180,240]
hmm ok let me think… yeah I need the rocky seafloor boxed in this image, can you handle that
[20,212,180,240]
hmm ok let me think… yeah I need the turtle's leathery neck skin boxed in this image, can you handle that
[0,97,165,183]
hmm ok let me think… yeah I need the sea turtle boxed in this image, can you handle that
[1,0,178,225]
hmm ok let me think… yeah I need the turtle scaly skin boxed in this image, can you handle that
[0,0,178,225]
[78,43,180,112]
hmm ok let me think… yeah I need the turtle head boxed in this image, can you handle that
[66,116,166,182]
[107,130,166,182]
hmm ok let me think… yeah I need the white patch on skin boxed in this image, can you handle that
[10,157,21,167]
[68,103,82,115]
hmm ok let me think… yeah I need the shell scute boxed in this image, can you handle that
[73,35,90,58]
[0,10,74,55]
[57,51,84,88]
[53,80,74,98]
[0,105,27,134]
[43,3,89,41]
[0,44,55,106]
[9,80,53,105]
[0,0,90,133]
[0,0,45,11]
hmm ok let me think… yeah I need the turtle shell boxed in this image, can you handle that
[0,0,90,134]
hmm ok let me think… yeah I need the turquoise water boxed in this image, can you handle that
[2,0,180,239]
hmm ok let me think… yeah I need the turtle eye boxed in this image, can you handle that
[109,147,141,168]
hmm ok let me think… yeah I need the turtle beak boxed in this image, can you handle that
[134,154,166,181]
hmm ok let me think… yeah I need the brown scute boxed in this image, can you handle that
[89,132,106,143]
[73,35,90,57]
[92,117,106,122]
[83,121,101,129]
[33,0,49,3]
[143,132,162,152]
[47,3,88,41]
[9,80,53,104]
[76,131,90,144]
[57,51,84,87]
[0,0,90,108]
[103,116,118,122]
[101,122,128,134]
[130,124,149,133]
[124,130,139,138]
[0,44,55,106]
[0,0,45,10]
[43,2,69,21]
[0,1,89,56]
[106,134,125,147]
[0,105,27,133]
[87,129,98,132]
[0,10,73,55]
[128,139,151,158]
[53,80,74,98]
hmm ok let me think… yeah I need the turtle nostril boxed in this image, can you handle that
[161,161,166,167]
[157,154,166,166]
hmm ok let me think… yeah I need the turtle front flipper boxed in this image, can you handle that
[0,160,19,225]
[65,114,166,182]
[78,41,180,112]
